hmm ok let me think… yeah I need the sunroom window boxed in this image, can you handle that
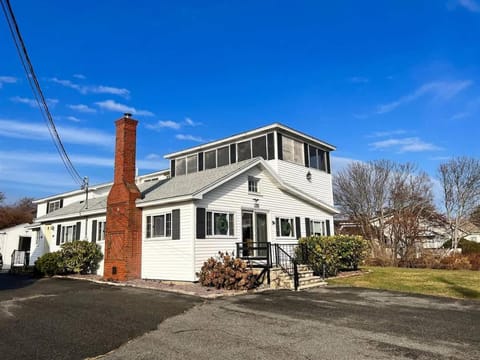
[206,211,234,236]
[275,217,294,237]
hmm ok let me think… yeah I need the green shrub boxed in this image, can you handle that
[34,252,63,276]
[198,252,258,290]
[442,238,480,254]
[298,235,368,277]
[60,241,103,274]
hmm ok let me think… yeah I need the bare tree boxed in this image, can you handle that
[333,159,395,256]
[385,163,435,264]
[438,157,480,250]
[0,197,36,229]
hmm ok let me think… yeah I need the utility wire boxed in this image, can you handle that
[1,0,84,186]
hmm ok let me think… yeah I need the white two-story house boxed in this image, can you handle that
[30,118,338,282]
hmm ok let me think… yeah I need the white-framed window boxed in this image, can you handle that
[146,213,172,239]
[206,211,234,236]
[275,217,295,237]
[47,199,62,213]
[248,176,259,193]
[311,220,326,236]
[61,224,77,244]
[97,221,106,241]
[175,158,186,176]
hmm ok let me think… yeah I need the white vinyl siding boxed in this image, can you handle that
[194,164,334,275]
[142,203,195,281]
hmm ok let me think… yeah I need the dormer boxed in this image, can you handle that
[164,123,335,177]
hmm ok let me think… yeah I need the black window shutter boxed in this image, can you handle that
[56,225,62,245]
[196,207,206,239]
[326,152,331,174]
[47,202,51,214]
[75,221,81,240]
[172,209,181,240]
[295,217,301,239]
[303,143,309,168]
[198,152,204,171]
[277,133,283,160]
[275,218,280,237]
[170,159,176,177]
[326,219,331,236]
[230,144,236,164]
[60,199,63,208]
[305,218,311,237]
[267,132,275,160]
[91,220,97,243]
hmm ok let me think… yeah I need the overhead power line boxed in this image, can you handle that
[1,0,84,187]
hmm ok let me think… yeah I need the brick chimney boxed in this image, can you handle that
[104,113,142,281]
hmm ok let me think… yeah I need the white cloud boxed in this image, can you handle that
[368,129,407,138]
[145,153,162,160]
[66,116,81,123]
[175,134,206,142]
[0,119,114,147]
[147,120,182,130]
[10,96,58,107]
[0,76,17,88]
[369,137,441,152]
[331,156,360,173]
[449,112,469,120]
[95,100,154,117]
[456,0,480,12]
[68,104,97,113]
[185,117,202,126]
[375,80,473,114]
[137,158,168,170]
[73,74,86,79]
[0,151,113,167]
[50,77,130,98]
[349,76,369,84]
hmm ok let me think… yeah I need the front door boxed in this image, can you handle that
[242,211,268,257]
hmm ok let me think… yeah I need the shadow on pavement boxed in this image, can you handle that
[0,271,38,291]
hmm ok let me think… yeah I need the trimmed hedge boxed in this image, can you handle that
[298,235,368,277]
[442,238,480,254]
[34,241,103,276]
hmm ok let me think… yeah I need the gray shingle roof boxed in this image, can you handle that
[36,196,108,221]
[138,158,260,204]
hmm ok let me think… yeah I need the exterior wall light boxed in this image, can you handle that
[306,171,312,181]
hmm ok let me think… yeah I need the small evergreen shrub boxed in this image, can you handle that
[298,235,368,277]
[198,252,257,290]
[60,241,103,274]
[34,252,63,276]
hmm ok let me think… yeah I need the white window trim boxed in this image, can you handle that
[275,216,296,238]
[60,222,78,244]
[206,210,235,238]
[145,212,173,240]
[310,219,327,236]
[48,200,62,213]
[97,220,106,242]
[248,176,260,194]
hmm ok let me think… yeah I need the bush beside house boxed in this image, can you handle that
[34,241,103,276]
[198,252,258,290]
[298,235,368,277]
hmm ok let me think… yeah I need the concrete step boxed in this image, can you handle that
[298,280,327,290]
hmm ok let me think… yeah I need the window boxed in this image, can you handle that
[248,176,259,193]
[308,145,327,172]
[47,199,62,213]
[146,213,172,238]
[187,155,198,174]
[282,136,304,165]
[311,220,326,236]
[275,217,294,237]
[252,135,267,159]
[175,158,186,176]
[205,150,216,169]
[97,221,106,241]
[237,140,252,161]
[61,224,77,244]
[217,146,229,167]
[206,211,234,236]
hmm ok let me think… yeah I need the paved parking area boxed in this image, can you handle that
[1,274,479,359]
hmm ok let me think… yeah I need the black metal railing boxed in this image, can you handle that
[236,242,272,268]
[274,244,299,290]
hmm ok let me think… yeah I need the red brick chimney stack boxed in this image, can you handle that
[104,113,142,281]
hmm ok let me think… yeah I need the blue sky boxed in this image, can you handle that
[0,0,479,202]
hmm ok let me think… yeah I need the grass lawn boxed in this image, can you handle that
[328,267,480,300]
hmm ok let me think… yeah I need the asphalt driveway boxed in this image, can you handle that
[1,273,479,359]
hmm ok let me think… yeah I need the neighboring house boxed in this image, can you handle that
[29,115,338,282]
[0,223,34,270]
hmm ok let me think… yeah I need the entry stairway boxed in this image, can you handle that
[270,264,327,290]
